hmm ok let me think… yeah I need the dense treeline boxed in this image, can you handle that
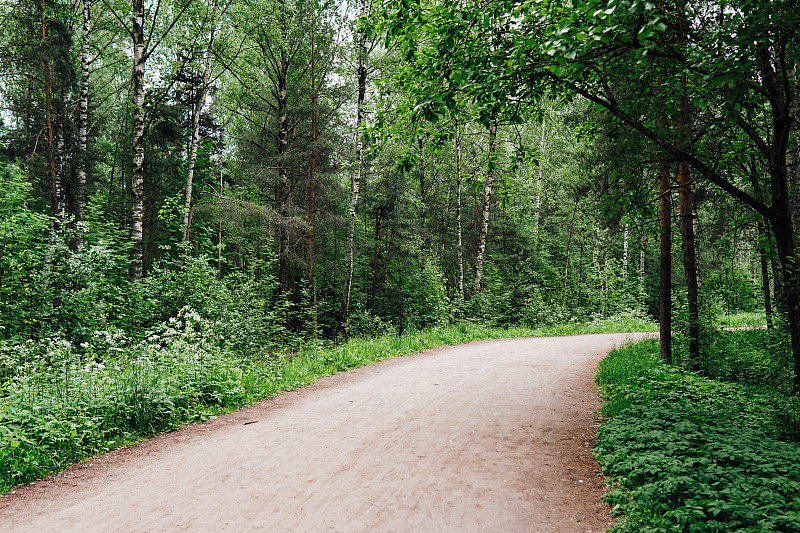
[0,0,794,389]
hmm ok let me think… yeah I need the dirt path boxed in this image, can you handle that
[0,333,648,532]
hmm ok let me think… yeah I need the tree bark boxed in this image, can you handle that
[678,161,700,370]
[677,91,700,371]
[750,160,774,329]
[534,119,546,244]
[182,0,219,250]
[473,120,497,293]
[639,228,646,295]
[276,1,291,297]
[130,0,146,282]
[622,222,629,282]
[455,116,464,300]
[308,16,318,335]
[659,163,672,364]
[562,201,578,307]
[342,0,369,328]
[40,0,60,222]
[75,0,91,248]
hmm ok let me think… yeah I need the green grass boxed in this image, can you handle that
[0,311,655,494]
[716,310,768,329]
[596,337,800,532]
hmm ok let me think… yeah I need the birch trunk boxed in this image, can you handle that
[76,0,91,246]
[639,229,646,295]
[473,121,497,293]
[622,222,629,282]
[342,0,369,327]
[130,0,146,282]
[455,116,464,299]
[182,0,219,248]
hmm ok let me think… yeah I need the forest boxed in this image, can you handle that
[1,0,799,528]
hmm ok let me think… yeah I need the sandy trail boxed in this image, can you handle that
[0,333,647,532]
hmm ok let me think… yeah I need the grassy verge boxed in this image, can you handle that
[595,337,800,532]
[0,310,653,494]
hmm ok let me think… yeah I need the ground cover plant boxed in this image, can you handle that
[596,336,800,532]
[0,309,654,494]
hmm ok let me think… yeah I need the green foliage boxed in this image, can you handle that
[707,329,791,391]
[716,312,768,330]
[596,338,800,532]
[0,163,50,340]
[597,406,800,533]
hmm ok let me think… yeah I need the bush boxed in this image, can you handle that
[597,406,800,532]
[596,340,800,532]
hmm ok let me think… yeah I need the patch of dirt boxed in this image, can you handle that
[0,333,649,532]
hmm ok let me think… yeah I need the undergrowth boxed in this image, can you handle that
[0,309,653,494]
[596,336,800,532]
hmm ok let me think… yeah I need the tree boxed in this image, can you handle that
[379,0,800,393]
[101,0,192,280]
[181,0,219,252]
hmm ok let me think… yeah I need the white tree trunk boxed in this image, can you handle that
[622,222,629,281]
[130,0,145,281]
[455,116,464,299]
[474,121,498,293]
[342,0,369,326]
[76,0,91,247]
[181,0,219,246]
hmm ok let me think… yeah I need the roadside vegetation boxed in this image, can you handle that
[596,330,800,532]
[0,308,653,494]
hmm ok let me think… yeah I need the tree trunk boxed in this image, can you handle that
[787,64,800,240]
[659,163,672,364]
[678,161,700,370]
[455,116,464,300]
[308,17,318,335]
[370,213,381,314]
[562,201,578,307]
[639,228,646,295]
[75,0,91,248]
[182,0,219,250]
[276,2,291,297]
[534,119,546,244]
[622,222,629,282]
[473,121,497,293]
[342,0,369,328]
[771,212,800,394]
[130,0,146,282]
[678,91,700,371]
[217,169,222,279]
[39,0,60,222]
[750,160,774,329]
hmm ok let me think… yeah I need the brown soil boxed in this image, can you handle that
[0,333,649,532]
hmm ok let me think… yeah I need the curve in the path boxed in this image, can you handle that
[0,332,648,533]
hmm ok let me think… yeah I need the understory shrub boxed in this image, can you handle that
[597,406,800,532]
[596,338,800,532]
